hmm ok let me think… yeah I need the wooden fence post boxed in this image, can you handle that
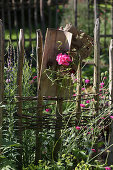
[35,29,43,164]
[76,58,82,124]
[0,20,4,154]
[16,29,24,170]
[94,18,100,115]
[107,39,113,165]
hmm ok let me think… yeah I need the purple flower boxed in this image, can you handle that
[110,116,113,119]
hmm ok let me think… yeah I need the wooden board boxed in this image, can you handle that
[39,28,73,97]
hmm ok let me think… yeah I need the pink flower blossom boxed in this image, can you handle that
[91,149,96,152]
[103,76,107,80]
[56,53,72,66]
[110,116,113,119]
[100,82,104,86]
[86,100,90,104]
[100,85,103,88]
[99,89,102,92]
[87,132,91,134]
[104,167,111,170]
[80,104,85,107]
[73,93,76,96]
[45,108,51,112]
[91,128,93,131]
[85,79,90,84]
[101,117,105,119]
[81,88,85,91]
[33,76,37,80]
[76,126,81,130]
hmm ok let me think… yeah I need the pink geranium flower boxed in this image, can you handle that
[80,104,85,107]
[104,167,111,170]
[76,126,81,130]
[56,53,72,66]
[85,79,90,84]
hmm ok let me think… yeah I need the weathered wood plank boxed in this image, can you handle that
[0,20,4,154]
[108,39,113,165]
[93,18,100,114]
[76,58,82,124]
[40,28,72,97]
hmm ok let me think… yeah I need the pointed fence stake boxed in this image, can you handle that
[108,39,113,165]
[94,18,100,115]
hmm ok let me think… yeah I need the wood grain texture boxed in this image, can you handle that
[40,28,73,97]
[108,39,113,165]
[94,18,100,114]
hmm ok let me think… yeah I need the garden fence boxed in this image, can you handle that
[1,15,113,170]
